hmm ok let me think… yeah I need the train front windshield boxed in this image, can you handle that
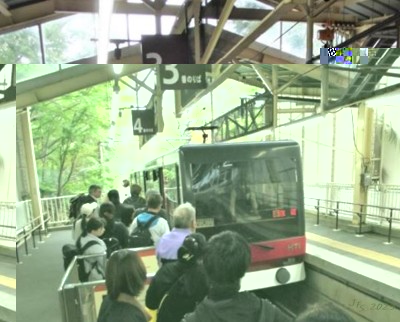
[189,155,304,243]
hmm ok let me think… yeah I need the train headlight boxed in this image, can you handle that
[276,268,290,284]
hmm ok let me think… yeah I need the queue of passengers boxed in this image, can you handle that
[71,183,356,322]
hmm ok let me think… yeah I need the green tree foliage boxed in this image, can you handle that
[0,27,42,63]
[31,83,114,196]
[1,15,95,64]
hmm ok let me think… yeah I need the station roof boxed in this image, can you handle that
[2,0,399,64]
[16,49,400,115]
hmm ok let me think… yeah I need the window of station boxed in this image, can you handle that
[0,26,42,63]
[42,14,97,63]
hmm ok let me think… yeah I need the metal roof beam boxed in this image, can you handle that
[127,74,155,94]
[0,12,71,35]
[200,1,235,63]
[251,65,273,94]
[278,65,350,89]
[54,0,181,15]
[16,64,153,109]
[328,82,400,110]
[216,0,306,63]
[0,0,56,30]
[171,1,193,34]
[203,6,356,23]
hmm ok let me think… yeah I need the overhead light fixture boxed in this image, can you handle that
[113,64,123,75]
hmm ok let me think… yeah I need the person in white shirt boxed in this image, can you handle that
[72,202,98,242]
[129,191,170,247]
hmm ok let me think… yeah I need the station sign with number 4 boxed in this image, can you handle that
[131,109,156,135]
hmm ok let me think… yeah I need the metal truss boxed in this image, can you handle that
[326,49,400,110]
[207,93,274,142]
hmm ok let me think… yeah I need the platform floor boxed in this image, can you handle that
[16,220,400,322]
[305,216,400,275]
[17,231,67,322]
[0,253,16,322]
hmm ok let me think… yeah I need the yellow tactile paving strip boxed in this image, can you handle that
[307,232,400,269]
[0,275,16,289]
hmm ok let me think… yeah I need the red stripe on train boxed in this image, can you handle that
[250,236,306,263]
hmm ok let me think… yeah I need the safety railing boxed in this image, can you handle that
[304,183,400,223]
[16,215,50,264]
[58,247,157,322]
[304,197,400,244]
[41,195,74,227]
[0,201,16,241]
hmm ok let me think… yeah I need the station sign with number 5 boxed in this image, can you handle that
[159,65,207,90]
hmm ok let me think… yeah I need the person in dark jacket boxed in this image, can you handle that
[99,202,129,250]
[145,233,208,320]
[80,184,102,205]
[181,231,291,322]
[107,189,126,222]
[97,249,151,322]
[156,233,208,322]
[123,184,146,209]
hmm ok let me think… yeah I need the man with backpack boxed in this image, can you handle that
[69,185,102,220]
[129,191,170,248]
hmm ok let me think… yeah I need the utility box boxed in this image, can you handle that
[361,173,372,187]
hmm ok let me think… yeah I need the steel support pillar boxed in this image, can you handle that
[352,104,374,224]
[306,0,314,63]
[19,109,44,229]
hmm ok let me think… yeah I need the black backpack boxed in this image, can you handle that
[102,237,121,258]
[129,215,158,248]
[69,193,86,219]
[62,239,100,282]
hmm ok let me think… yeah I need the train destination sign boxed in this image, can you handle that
[131,109,156,135]
[159,65,207,90]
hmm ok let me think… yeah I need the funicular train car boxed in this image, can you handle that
[133,140,306,290]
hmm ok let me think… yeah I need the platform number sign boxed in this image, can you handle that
[131,109,156,136]
[160,65,207,90]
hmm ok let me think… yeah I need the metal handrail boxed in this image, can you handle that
[58,253,107,291]
[305,196,400,212]
[304,197,399,244]
[16,216,50,263]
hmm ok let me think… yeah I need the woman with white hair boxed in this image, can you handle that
[156,202,196,265]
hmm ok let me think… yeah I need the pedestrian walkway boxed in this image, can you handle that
[17,230,68,322]
[0,254,16,322]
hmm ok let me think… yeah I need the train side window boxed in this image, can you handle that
[163,164,180,216]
